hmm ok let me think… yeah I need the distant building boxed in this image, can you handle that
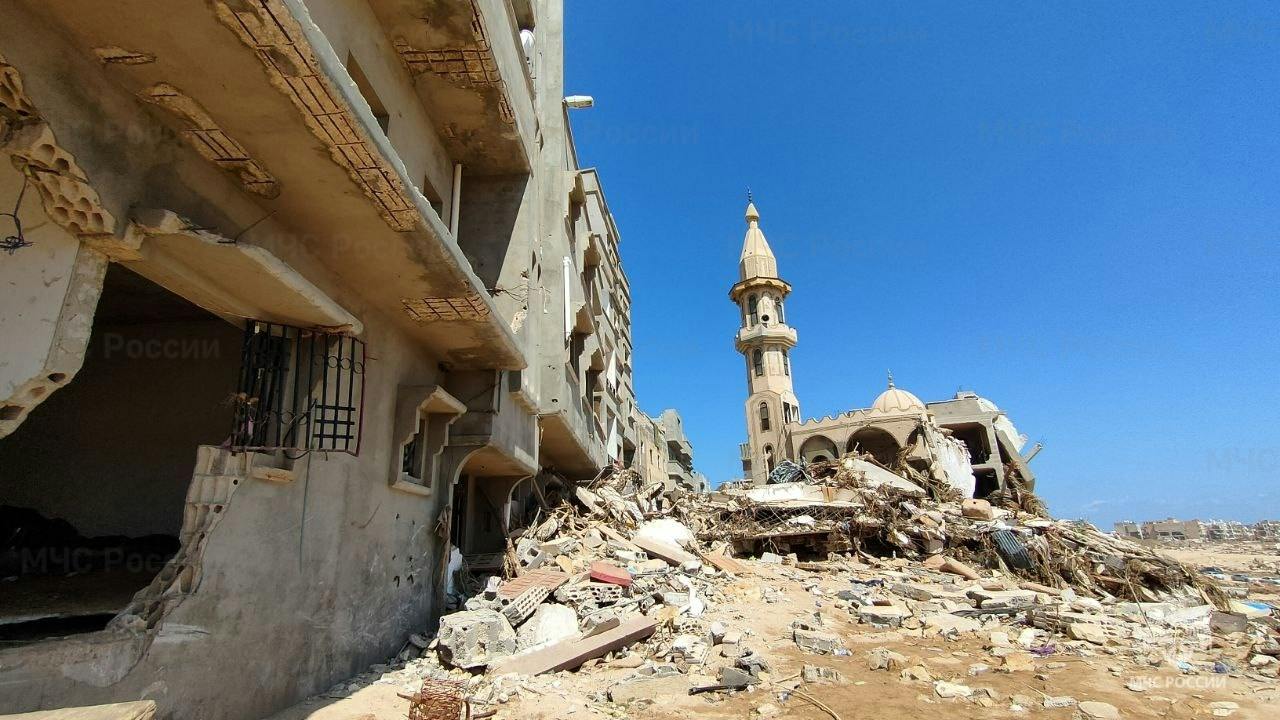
[627,407,706,493]
[1114,521,1143,539]
[1253,520,1280,540]
[1139,519,1205,541]
[1204,520,1250,540]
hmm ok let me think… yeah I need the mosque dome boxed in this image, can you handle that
[871,373,926,414]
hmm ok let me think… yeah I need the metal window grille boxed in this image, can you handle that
[229,321,366,455]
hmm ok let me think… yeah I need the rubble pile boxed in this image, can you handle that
[334,457,1274,718]
[682,455,1226,607]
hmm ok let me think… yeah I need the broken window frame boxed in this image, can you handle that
[747,294,759,325]
[782,349,790,376]
[752,349,763,377]
[759,401,771,431]
[229,320,366,456]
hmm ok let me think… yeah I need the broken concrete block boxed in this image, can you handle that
[1043,696,1077,708]
[793,627,843,655]
[718,666,755,688]
[490,615,657,676]
[802,665,842,684]
[580,612,621,638]
[589,560,633,587]
[969,588,1037,607]
[437,610,517,669]
[539,536,579,556]
[516,603,579,650]
[961,498,996,520]
[1068,622,1107,645]
[923,612,982,634]
[857,604,912,627]
[891,582,935,601]
[934,680,974,698]
[1209,611,1248,635]
[867,647,908,671]
[501,585,552,626]
[607,674,694,704]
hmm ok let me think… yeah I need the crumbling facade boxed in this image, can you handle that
[731,202,1038,495]
[627,407,708,493]
[0,2,644,718]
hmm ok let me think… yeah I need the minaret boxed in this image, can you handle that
[729,198,800,485]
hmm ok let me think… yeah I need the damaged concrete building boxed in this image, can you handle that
[0,1,678,717]
[628,408,708,494]
[731,201,1039,495]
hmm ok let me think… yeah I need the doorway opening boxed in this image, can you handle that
[0,264,241,645]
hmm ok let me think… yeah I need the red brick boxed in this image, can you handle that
[589,561,632,587]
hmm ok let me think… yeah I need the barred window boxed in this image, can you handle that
[230,321,366,455]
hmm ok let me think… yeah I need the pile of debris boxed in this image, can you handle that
[333,453,1280,720]
[407,466,740,682]
[680,455,1226,608]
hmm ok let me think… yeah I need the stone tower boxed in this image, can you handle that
[729,200,800,485]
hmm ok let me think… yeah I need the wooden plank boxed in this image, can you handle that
[633,536,696,566]
[2,702,157,720]
[701,549,749,575]
[490,615,658,676]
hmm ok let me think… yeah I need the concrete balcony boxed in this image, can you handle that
[0,0,525,370]
[735,324,798,351]
[365,0,536,173]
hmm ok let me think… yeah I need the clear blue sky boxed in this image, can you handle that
[564,1,1279,528]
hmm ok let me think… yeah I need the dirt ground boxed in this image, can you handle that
[265,543,1279,720]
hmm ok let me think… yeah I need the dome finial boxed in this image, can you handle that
[744,190,760,223]
[887,369,895,388]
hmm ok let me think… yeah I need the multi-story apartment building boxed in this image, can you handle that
[0,2,636,717]
[628,407,707,493]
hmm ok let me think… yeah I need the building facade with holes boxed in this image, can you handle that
[0,2,647,718]
[731,202,1038,495]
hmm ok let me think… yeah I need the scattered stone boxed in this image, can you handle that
[1043,696,1077,708]
[516,603,579,649]
[1076,701,1119,719]
[867,647,908,671]
[1209,701,1239,717]
[961,498,996,520]
[1001,653,1036,673]
[857,604,912,627]
[1068,623,1107,645]
[933,680,974,699]
[793,628,843,655]
[923,612,982,634]
[900,665,933,683]
[755,703,782,717]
